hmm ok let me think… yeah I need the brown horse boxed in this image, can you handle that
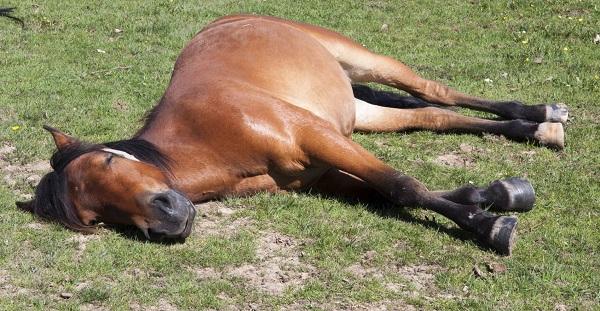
[18,15,568,255]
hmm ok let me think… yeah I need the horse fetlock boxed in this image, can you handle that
[534,122,564,149]
[456,185,485,204]
[501,101,528,120]
[544,103,569,123]
[484,178,535,212]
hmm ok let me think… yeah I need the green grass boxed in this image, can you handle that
[1,0,599,310]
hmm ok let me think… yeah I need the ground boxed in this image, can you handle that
[1,1,599,310]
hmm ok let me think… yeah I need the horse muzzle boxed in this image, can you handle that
[144,190,196,240]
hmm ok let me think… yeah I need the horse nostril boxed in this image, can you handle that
[151,194,172,210]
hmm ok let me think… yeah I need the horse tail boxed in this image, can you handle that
[0,7,25,29]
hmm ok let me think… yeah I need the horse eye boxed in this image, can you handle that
[105,153,114,165]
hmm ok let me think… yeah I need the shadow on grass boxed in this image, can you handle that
[103,224,188,245]
[333,196,500,254]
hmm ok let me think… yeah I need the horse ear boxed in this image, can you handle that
[43,125,78,150]
[16,200,34,213]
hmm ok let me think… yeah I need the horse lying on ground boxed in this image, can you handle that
[18,15,568,255]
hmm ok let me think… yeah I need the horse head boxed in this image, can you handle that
[17,126,196,240]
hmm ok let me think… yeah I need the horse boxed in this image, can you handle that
[17,15,568,256]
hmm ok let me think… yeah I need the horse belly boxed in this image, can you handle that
[174,17,356,136]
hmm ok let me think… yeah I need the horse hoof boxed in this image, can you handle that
[487,216,518,256]
[485,178,535,212]
[534,122,564,150]
[545,103,568,123]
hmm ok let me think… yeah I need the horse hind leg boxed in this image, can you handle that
[353,98,565,149]
[334,42,568,124]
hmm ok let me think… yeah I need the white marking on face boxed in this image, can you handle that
[101,148,140,162]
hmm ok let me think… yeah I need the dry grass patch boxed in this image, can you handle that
[0,142,51,199]
[193,202,254,237]
[130,298,179,311]
[227,230,316,295]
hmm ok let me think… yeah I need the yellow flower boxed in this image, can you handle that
[521,39,528,44]
[525,58,530,62]
[578,18,583,22]
[594,75,599,80]
[11,125,20,131]
[563,47,569,51]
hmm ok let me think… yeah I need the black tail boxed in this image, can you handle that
[352,84,433,109]
[1,7,25,29]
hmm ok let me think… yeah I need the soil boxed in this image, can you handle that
[0,143,51,199]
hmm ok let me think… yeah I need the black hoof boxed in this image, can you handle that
[484,178,536,212]
[486,216,518,256]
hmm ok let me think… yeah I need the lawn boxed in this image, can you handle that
[1,0,599,310]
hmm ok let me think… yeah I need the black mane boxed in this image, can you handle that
[25,170,94,232]
[19,138,171,232]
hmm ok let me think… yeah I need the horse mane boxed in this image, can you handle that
[18,138,171,231]
[134,95,166,137]
[22,170,96,232]
[104,139,172,173]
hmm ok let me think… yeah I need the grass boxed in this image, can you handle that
[1,0,599,309]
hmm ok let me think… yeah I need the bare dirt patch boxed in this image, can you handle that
[130,298,178,311]
[282,299,416,311]
[80,303,109,311]
[192,202,315,299]
[435,153,474,168]
[0,269,30,298]
[482,133,511,145]
[24,222,49,230]
[227,231,315,295]
[191,229,315,296]
[112,99,129,111]
[0,107,16,122]
[345,250,452,301]
[193,202,252,237]
[66,234,101,262]
[0,143,51,199]
[125,268,167,290]
[434,143,490,168]
[191,267,222,281]
[2,268,64,304]
[394,264,440,291]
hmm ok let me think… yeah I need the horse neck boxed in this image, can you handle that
[135,116,225,202]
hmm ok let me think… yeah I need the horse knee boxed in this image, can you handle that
[390,174,429,206]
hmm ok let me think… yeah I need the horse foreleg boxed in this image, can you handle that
[313,169,535,213]
[354,98,564,149]
[299,124,521,255]
[431,178,536,212]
